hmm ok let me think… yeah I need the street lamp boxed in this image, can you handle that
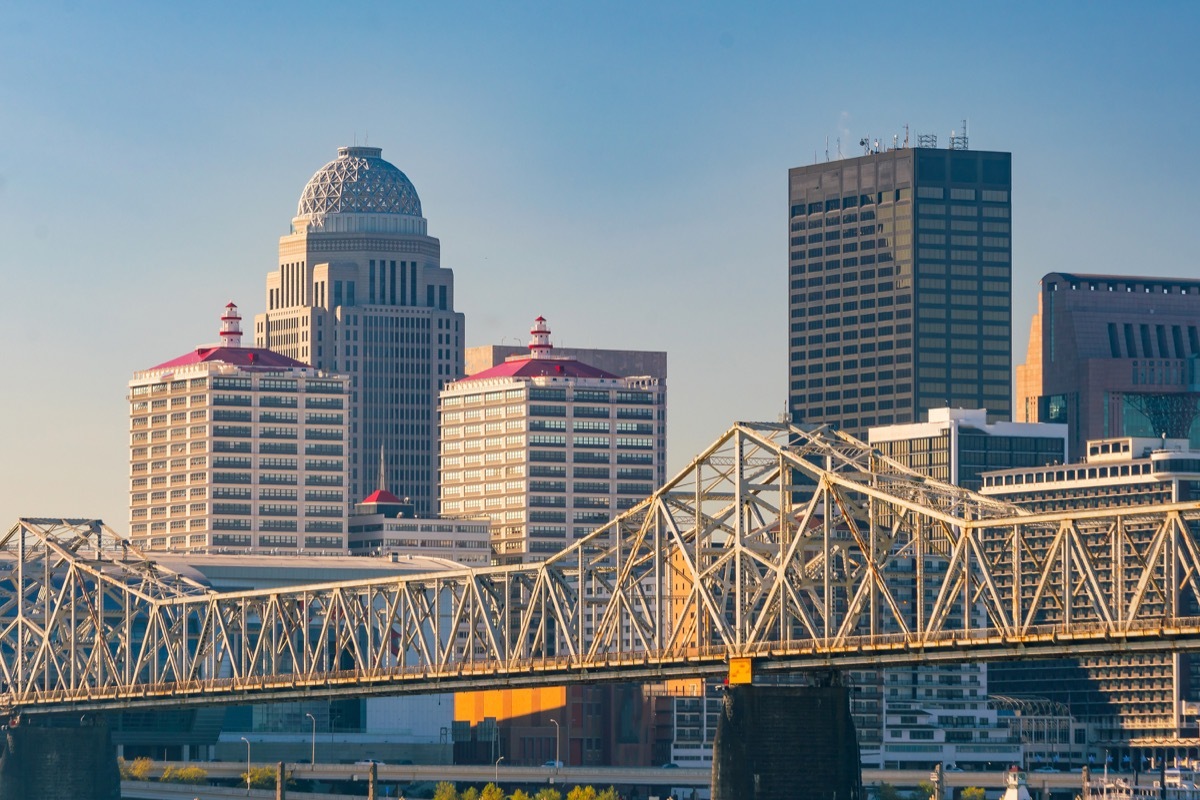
[305,712,317,769]
[495,755,505,784]
[240,736,251,795]
[550,718,560,768]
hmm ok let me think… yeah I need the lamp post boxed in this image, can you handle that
[495,755,505,784]
[305,712,317,769]
[550,718,560,768]
[240,737,251,795]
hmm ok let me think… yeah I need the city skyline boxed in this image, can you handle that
[3,2,1200,529]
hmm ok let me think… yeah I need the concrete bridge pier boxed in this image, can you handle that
[713,681,862,800]
[0,717,120,800]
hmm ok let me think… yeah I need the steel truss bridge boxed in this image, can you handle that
[6,421,1200,716]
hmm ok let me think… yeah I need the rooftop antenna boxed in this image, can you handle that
[836,136,842,159]
[950,118,969,150]
[859,137,870,155]
[825,136,829,162]
[892,134,898,150]
[903,124,909,148]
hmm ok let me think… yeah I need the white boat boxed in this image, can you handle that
[1082,768,1200,800]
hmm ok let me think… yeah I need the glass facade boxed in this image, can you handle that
[788,148,1013,439]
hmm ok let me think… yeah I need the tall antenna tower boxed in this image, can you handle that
[950,118,969,150]
[917,132,937,149]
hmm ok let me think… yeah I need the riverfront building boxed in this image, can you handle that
[128,303,349,552]
[439,317,666,565]
[255,145,465,516]
[859,409,1068,769]
[1015,272,1200,460]
[788,144,1013,438]
[981,436,1200,762]
[347,488,491,566]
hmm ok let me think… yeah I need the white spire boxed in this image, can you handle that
[529,316,553,356]
[219,302,242,348]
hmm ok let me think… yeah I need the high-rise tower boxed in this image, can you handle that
[788,145,1013,438]
[256,146,465,514]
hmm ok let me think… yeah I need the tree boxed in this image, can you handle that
[118,757,154,782]
[961,788,987,800]
[534,788,563,800]
[567,787,597,800]
[879,783,903,800]
[480,783,504,800]
[597,789,620,800]
[243,765,278,789]
[462,787,480,800]
[160,765,208,784]
[509,790,532,800]
[434,781,460,800]
[913,780,937,800]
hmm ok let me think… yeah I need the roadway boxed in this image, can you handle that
[128,763,1102,796]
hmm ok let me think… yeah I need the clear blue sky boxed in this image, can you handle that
[2,1,1198,529]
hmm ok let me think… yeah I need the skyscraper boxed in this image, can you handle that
[788,145,1013,438]
[255,146,465,515]
[1015,272,1200,460]
[439,317,667,565]
[129,303,349,551]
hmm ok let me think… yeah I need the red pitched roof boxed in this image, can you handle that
[149,346,309,371]
[459,356,620,383]
[362,489,405,505]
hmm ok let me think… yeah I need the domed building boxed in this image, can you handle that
[255,146,465,519]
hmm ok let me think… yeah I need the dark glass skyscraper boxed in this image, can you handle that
[788,147,1013,438]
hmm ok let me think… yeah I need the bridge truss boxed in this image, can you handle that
[5,421,1200,714]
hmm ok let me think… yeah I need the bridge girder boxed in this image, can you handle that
[4,422,1200,715]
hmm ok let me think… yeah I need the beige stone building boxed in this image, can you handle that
[254,145,465,516]
[440,317,666,564]
[129,303,349,552]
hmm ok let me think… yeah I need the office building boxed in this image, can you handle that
[857,409,1067,768]
[255,145,465,516]
[347,488,491,566]
[788,144,1013,438]
[981,436,1200,763]
[439,316,666,564]
[128,303,349,552]
[869,406,1067,491]
[1015,272,1200,460]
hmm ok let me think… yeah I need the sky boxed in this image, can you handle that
[1,1,1199,530]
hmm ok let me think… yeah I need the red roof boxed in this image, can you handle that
[362,489,405,505]
[149,346,309,371]
[459,356,620,383]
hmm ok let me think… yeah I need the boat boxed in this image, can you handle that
[1081,767,1200,800]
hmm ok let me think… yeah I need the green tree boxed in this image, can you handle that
[160,764,208,784]
[879,783,903,800]
[913,780,937,800]
[509,790,532,800]
[567,786,597,800]
[118,757,154,781]
[534,788,563,800]
[434,781,460,800]
[961,788,987,800]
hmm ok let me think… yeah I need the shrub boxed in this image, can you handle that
[433,780,459,800]
[118,757,154,782]
[160,765,208,785]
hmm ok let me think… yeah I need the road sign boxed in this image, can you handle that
[728,657,753,685]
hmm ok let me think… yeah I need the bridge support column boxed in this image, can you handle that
[713,682,862,800]
[0,718,120,800]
